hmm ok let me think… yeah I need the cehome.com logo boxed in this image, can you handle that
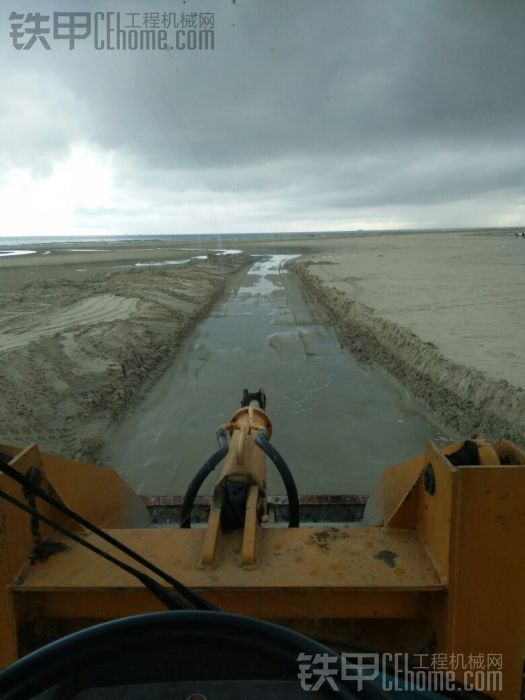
[296,652,504,694]
[9,11,215,51]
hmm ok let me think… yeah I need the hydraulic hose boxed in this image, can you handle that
[179,443,229,528]
[255,428,300,527]
[0,456,215,611]
[0,485,192,611]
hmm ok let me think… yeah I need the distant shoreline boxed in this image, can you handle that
[0,226,522,247]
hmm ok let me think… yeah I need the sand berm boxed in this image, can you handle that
[0,252,252,461]
[289,234,525,446]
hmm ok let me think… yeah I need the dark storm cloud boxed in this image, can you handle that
[1,0,525,230]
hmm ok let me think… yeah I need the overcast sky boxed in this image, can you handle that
[1,0,524,236]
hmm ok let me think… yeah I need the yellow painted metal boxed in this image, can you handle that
[418,442,457,582]
[370,440,525,698]
[496,439,525,465]
[0,442,149,529]
[199,487,223,567]
[1,432,525,698]
[0,443,81,667]
[0,441,148,666]
[0,498,18,668]
[200,404,270,565]
[240,484,260,567]
[14,527,443,591]
[432,465,525,699]
[217,405,271,491]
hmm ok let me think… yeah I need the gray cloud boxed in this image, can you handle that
[1,0,525,233]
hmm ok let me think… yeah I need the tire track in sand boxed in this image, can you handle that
[0,294,138,354]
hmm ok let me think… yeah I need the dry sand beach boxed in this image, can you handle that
[290,231,525,445]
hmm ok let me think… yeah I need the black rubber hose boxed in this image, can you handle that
[255,429,300,527]
[0,456,215,612]
[0,486,191,612]
[179,444,229,528]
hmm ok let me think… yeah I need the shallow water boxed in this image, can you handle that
[0,249,36,257]
[102,255,450,496]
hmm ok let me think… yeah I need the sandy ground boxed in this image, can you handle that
[101,255,448,496]
[290,231,525,444]
[1,230,523,467]
[0,245,250,460]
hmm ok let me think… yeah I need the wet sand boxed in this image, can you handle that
[0,243,251,459]
[101,255,449,496]
[0,230,522,495]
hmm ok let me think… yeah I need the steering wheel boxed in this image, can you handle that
[0,611,389,699]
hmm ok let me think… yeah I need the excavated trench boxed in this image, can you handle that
[102,255,451,497]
